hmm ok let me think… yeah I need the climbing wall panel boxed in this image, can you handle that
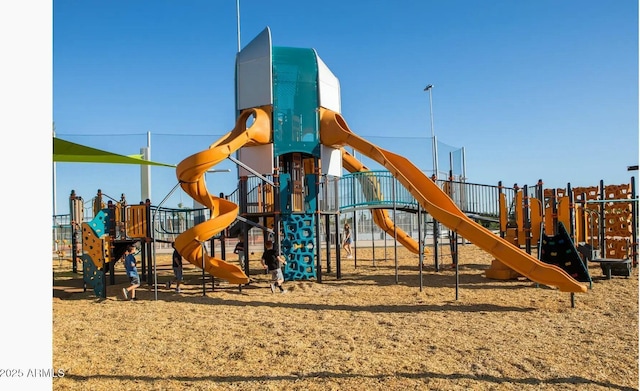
[281,213,316,280]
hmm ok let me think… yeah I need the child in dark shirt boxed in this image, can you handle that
[260,240,287,293]
[166,242,184,293]
[122,244,140,300]
[233,235,245,269]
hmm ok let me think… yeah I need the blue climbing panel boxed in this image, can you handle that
[81,209,112,297]
[281,213,316,280]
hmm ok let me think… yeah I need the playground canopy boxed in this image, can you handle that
[53,137,175,167]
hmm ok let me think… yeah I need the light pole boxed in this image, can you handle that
[424,84,437,179]
[235,0,241,52]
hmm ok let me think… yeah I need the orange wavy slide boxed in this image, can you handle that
[174,107,272,285]
[342,150,421,254]
[320,108,587,293]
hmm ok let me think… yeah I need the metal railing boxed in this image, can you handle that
[53,173,516,248]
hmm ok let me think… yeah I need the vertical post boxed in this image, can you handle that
[631,176,637,267]
[238,179,249,275]
[498,181,505,238]
[351,172,362,267]
[448,170,458,268]
[418,203,423,292]
[570,293,575,308]
[201,242,206,296]
[273,162,282,277]
[107,201,116,287]
[352,210,356,266]
[145,199,153,284]
[393,178,398,284]
[599,180,606,255]
[315,158,322,283]
[52,127,57,253]
[523,184,531,254]
[69,191,79,274]
[207,235,214,291]
[220,228,226,261]
[455,233,459,301]
[384,216,388,260]
[552,188,558,235]
[424,84,437,178]
[371,210,376,267]
[579,192,587,245]
[140,132,151,203]
[432,175,440,271]
[567,182,575,241]
[235,0,241,52]
[335,214,341,279]
[325,214,331,274]
[351,171,357,266]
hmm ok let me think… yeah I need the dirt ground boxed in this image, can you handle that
[52,243,638,390]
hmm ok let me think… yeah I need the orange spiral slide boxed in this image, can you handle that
[174,107,272,285]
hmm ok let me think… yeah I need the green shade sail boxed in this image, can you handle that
[53,137,175,168]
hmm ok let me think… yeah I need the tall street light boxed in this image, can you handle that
[236,0,241,52]
[424,84,438,178]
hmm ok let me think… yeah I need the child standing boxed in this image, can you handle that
[166,242,184,293]
[233,234,245,269]
[122,244,140,300]
[342,222,353,258]
[260,240,287,294]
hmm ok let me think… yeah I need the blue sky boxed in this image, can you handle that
[50,0,639,216]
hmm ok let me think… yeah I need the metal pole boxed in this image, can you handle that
[455,232,459,301]
[202,241,206,296]
[631,176,638,267]
[140,132,152,203]
[336,214,341,279]
[371,211,376,267]
[151,181,182,300]
[418,203,423,292]
[393,178,398,284]
[424,84,437,178]
[236,0,241,52]
[52,126,57,252]
[351,174,357,267]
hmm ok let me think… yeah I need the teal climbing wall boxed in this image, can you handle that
[82,209,111,297]
[280,213,316,280]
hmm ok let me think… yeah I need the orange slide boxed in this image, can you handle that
[174,107,272,285]
[342,150,420,254]
[320,107,587,293]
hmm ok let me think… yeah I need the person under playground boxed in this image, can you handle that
[342,222,353,258]
[261,240,287,294]
[233,234,245,269]
[122,244,140,301]
[166,242,184,293]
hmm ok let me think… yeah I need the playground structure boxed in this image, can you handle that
[52,28,639,301]
[172,27,588,294]
[57,189,216,298]
[55,172,637,300]
[489,179,637,281]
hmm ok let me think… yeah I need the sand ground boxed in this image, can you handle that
[52,243,638,390]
